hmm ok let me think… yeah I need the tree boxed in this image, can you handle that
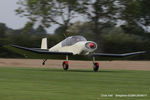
[66,21,115,41]
[16,0,84,36]
[78,0,119,51]
[118,0,150,38]
[36,25,47,34]
[21,22,35,35]
[66,21,94,37]
[120,0,150,26]
[0,23,7,38]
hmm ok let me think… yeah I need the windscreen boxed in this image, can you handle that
[62,36,87,47]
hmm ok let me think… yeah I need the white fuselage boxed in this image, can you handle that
[49,41,97,55]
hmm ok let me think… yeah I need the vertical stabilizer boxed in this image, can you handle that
[41,38,48,49]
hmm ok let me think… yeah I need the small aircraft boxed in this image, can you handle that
[5,35,146,72]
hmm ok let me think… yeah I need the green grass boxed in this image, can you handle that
[0,67,150,100]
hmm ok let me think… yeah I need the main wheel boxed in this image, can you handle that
[42,62,45,65]
[62,61,69,71]
[93,62,99,72]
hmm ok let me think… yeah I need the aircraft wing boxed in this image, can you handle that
[92,51,146,57]
[4,45,146,60]
[4,45,73,59]
[10,45,73,55]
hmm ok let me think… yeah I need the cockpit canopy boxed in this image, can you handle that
[62,36,87,47]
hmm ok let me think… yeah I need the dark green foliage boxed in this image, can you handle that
[0,23,7,37]
[120,0,150,26]
[36,25,47,34]
[1,21,149,60]
[0,22,48,58]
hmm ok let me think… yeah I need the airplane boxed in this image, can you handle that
[5,35,146,72]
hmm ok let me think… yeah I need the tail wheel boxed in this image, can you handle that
[93,62,99,72]
[62,61,69,71]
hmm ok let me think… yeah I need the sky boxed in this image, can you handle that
[0,0,28,29]
[0,0,59,33]
[2,0,146,33]
[0,0,85,33]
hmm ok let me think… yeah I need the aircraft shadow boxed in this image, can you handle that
[39,69,93,73]
[18,68,128,73]
[38,69,126,73]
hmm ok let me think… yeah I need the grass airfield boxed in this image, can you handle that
[0,67,149,100]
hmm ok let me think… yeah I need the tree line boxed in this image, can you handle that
[0,0,150,59]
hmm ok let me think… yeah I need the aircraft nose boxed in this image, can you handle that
[85,42,97,49]
[88,43,94,48]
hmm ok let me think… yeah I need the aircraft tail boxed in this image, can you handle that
[41,38,48,49]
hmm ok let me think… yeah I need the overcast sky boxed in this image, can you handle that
[0,0,130,33]
[0,0,85,33]
[0,0,59,33]
[0,0,29,29]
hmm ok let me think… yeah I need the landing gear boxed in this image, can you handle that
[92,57,99,72]
[42,59,47,65]
[93,62,99,72]
[62,55,69,71]
[62,61,69,71]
